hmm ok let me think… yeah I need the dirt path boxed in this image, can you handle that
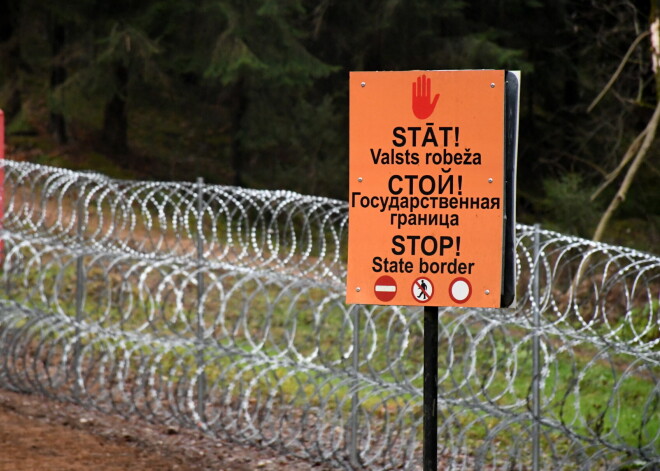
[0,388,332,471]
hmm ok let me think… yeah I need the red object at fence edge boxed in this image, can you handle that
[0,109,4,263]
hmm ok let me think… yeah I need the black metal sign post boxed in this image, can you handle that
[423,305,439,470]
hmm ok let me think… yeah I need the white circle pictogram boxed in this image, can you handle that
[449,277,472,304]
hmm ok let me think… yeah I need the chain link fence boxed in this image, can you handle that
[0,160,658,470]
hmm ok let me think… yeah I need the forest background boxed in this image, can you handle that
[0,0,658,252]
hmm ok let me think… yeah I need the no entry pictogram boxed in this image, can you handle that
[374,275,397,302]
[412,277,434,303]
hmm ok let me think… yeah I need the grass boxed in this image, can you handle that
[1,260,658,466]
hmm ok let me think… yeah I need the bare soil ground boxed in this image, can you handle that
[0,388,333,471]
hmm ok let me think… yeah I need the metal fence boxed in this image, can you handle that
[0,160,658,470]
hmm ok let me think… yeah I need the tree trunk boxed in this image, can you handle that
[102,64,129,157]
[230,80,247,187]
[0,0,21,120]
[49,22,68,144]
[0,0,13,42]
[590,4,660,241]
[592,101,660,242]
[590,1,660,242]
[653,0,660,100]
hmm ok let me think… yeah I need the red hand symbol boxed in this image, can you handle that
[412,75,439,119]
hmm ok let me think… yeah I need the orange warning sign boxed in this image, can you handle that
[346,70,507,308]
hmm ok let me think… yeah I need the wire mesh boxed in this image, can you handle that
[0,160,658,470]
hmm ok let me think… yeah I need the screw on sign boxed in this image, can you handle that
[374,275,397,302]
[411,277,434,303]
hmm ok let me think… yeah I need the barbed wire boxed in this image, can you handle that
[0,160,658,470]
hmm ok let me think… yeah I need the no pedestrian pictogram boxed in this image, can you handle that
[412,277,434,303]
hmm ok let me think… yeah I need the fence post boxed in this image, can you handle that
[423,306,438,471]
[74,181,85,398]
[196,177,206,426]
[350,305,360,468]
[1,109,6,291]
[532,224,541,471]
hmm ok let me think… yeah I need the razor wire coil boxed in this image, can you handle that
[0,160,658,470]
